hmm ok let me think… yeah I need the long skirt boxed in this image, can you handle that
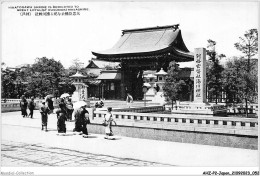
[67,109,73,121]
[41,114,48,126]
[21,108,28,116]
[57,118,66,133]
[73,121,88,135]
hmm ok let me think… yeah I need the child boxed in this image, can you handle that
[104,107,117,137]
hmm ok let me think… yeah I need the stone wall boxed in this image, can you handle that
[87,123,258,150]
[92,108,258,149]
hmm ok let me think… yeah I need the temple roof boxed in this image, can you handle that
[92,24,193,61]
[96,70,121,80]
[86,58,120,69]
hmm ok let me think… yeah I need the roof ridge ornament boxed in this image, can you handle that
[122,24,179,34]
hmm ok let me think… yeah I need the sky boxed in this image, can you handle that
[1,1,259,69]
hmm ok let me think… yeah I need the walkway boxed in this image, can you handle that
[1,111,258,167]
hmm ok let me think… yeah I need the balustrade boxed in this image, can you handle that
[93,108,258,136]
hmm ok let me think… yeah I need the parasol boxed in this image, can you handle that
[73,101,89,109]
[60,93,70,99]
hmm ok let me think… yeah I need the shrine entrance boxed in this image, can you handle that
[92,24,194,100]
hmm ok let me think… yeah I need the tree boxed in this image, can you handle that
[1,63,16,98]
[234,29,258,71]
[68,58,85,75]
[221,58,238,104]
[234,29,258,117]
[28,57,65,98]
[206,39,224,104]
[163,61,189,109]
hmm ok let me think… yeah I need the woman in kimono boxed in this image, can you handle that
[20,95,28,117]
[59,98,68,121]
[28,97,36,118]
[104,107,117,137]
[46,97,54,114]
[39,102,49,131]
[66,98,74,121]
[73,105,89,135]
[56,104,67,133]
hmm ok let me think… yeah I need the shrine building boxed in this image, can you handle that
[92,24,194,100]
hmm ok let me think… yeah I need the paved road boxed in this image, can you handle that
[1,111,258,167]
[2,140,170,167]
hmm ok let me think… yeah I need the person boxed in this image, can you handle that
[104,107,117,137]
[99,100,104,107]
[126,93,133,108]
[39,102,49,131]
[95,100,104,108]
[28,97,36,118]
[46,97,54,114]
[20,95,28,117]
[56,104,67,133]
[59,98,68,120]
[73,105,90,136]
[66,98,74,121]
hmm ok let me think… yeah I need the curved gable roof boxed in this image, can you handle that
[92,24,193,61]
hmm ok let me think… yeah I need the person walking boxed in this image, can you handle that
[66,98,74,121]
[28,97,36,118]
[73,105,90,136]
[20,95,28,117]
[39,102,49,131]
[59,98,68,121]
[56,104,67,133]
[126,93,133,108]
[104,107,117,138]
[46,97,54,114]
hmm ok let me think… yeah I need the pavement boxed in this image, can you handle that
[1,111,259,167]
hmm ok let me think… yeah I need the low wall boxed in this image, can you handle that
[87,124,257,150]
[92,108,258,149]
[1,100,43,113]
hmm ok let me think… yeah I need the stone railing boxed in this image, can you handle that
[112,106,164,113]
[93,110,258,136]
[1,99,21,103]
[169,104,227,116]
[1,100,43,113]
[227,104,258,114]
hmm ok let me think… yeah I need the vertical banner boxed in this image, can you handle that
[194,48,206,103]
[80,85,88,101]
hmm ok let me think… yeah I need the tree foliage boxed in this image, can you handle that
[223,57,257,103]
[234,29,258,117]
[1,67,16,98]
[25,57,65,98]
[206,39,224,104]
[234,29,258,62]
[163,61,189,108]
[68,58,85,76]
